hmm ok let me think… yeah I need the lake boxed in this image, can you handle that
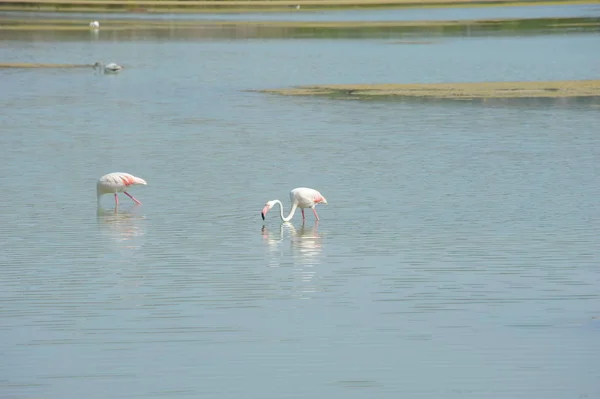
[1,5,599,399]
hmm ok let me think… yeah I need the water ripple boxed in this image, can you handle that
[1,24,599,399]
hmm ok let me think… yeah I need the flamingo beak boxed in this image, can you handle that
[261,205,269,220]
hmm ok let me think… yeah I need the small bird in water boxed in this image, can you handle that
[89,20,100,28]
[93,61,124,73]
[97,172,147,208]
[261,187,327,222]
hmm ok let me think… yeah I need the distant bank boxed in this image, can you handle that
[0,0,598,13]
[255,80,600,101]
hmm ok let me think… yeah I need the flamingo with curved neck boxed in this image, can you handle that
[261,187,327,222]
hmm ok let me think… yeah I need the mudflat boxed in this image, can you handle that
[0,62,93,68]
[255,80,600,100]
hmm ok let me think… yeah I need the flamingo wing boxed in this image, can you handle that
[291,187,327,208]
[98,172,146,192]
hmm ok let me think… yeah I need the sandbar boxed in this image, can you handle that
[255,80,600,100]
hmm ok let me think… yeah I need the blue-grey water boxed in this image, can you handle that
[1,6,600,399]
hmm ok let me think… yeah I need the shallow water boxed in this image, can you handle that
[1,5,600,399]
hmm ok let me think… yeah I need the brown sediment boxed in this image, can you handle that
[0,0,597,13]
[0,62,93,68]
[254,80,600,99]
[385,40,438,44]
[548,22,600,26]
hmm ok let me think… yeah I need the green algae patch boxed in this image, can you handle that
[0,62,93,68]
[1,16,599,37]
[256,80,600,100]
[0,0,598,13]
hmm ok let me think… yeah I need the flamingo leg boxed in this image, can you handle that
[114,193,119,207]
[301,209,305,221]
[312,208,320,221]
[124,191,141,204]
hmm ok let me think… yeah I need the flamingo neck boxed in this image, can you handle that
[96,186,106,206]
[274,200,297,222]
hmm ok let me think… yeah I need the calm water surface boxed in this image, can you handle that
[1,6,600,399]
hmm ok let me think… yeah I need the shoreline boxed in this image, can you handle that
[0,0,597,13]
[254,80,600,101]
[0,62,93,68]
[1,15,598,30]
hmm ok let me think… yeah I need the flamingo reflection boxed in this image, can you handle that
[262,222,323,260]
[261,222,324,299]
[97,207,146,250]
[96,208,147,300]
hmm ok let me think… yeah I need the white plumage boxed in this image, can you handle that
[94,62,123,73]
[89,21,100,28]
[97,172,147,207]
[261,187,328,222]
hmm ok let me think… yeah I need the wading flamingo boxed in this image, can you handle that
[89,21,100,29]
[97,172,147,207]
[261,187,327,222]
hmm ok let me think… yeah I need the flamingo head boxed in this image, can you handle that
[261,200,276,220]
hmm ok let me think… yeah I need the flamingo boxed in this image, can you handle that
[89,21,100,28]
[97,172,147,207]
[261,187,327,222]
[93,62,123,73]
